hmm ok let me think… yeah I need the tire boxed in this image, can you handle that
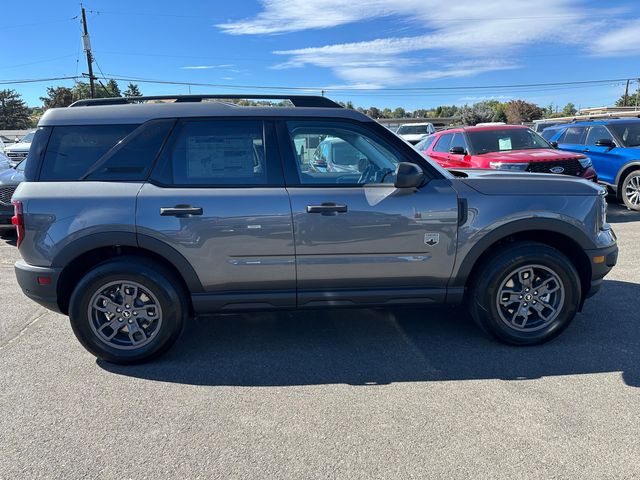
[69,257,188,364]
[468,242,581,345]
[620,169,640,211]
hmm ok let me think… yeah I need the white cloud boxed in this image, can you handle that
[216,0,636,88]
[588,19,640,56]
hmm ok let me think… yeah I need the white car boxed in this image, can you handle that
[4,130,35,166]
[396,123,436,145]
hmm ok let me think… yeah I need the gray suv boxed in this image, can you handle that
[12,95,618,364]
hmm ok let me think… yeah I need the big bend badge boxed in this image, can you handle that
[424,233,440,246]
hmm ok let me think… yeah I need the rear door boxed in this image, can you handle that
[137,118,296,310]
[279,119,459,307]
[445,133,472,169]
[429,133,454,167]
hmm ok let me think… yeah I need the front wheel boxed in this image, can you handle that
[468,242,581,345]
[621,169,640,211]
[69,257,188,364]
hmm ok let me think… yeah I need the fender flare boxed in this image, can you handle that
[52,231,203,293]
[451,218,594,287]
[615,161,640,187]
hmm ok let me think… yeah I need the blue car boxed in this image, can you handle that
[542,119,640,210]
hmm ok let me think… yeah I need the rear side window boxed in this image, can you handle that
[41,125,136,181]
[559,126,586,144]
[433,133,453,153]
[152,119,272,186]
[450,133,468,152]
[416,135,436,151]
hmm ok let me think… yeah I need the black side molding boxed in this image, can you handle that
[457,198,468,226]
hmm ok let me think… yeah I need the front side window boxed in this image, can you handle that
[585,125,615,146]
[450,133,468,152]
[466,128,549,154]
[559,126,587,145]
[288,121,404,185]
[153,119,270,186]
[433,134,453,153]
[608,122,640,147]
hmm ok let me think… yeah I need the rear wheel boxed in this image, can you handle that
[621,169,640,211]
[468,242,581,345]
[69,257,188,364]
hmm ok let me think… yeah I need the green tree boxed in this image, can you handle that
[0,89,30,129]
[72,82,92,100]
[367,107,381,118]
[40,86,75,109]
[392,107,406,118]
[123,83,142,97]
[434,105,459,117]
[380,108,392,118]
[458,102,495,125]
[615,92,640,107]
[504,100,544,124]
[102,79,121,97]
[561,102,577,116]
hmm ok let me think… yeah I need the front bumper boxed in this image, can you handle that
[15,260,62,313]
[583,241,618,299]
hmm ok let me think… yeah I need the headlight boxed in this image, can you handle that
[598,191,608,230]
[489,162,529,171]
[579,157,592,169]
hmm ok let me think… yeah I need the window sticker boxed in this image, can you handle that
[498,137,512,150]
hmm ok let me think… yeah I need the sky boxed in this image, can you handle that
[4,0,640,110]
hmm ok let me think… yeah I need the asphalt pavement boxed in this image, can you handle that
[0,203,638,479]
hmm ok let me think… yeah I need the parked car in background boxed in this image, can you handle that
[4,130,35,166]
[417,125,597,181]
[396,122,436,144]
[309,137,366,173]
[0,151,11,172]
[533,119,568,134]
[542,119,640,210]
[0,160,25,237]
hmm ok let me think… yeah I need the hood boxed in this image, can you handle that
[453,169,604,196]
[475,148,585,162]
[5,142,31,153]
[399,134,428,141]
[0,167,25,185]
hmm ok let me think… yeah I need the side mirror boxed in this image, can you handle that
[449,146,466,155]
[549,141,558,149]
[595,138,615,149]
[394,162,424,189]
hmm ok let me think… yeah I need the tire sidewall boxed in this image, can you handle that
[621,170,640,211]
[69,260,185,363]
[472,245,580,345]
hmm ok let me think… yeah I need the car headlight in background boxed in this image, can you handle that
[488,162,529,171]
[579,157,593,169]
[597,190,608,231]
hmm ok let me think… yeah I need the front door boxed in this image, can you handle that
[280,120,459,307]
[137,118,296,310]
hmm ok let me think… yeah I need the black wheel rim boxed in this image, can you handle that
[88,281,163,350]
[495,264,565,332]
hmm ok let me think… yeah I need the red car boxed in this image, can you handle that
[415,125,597,181]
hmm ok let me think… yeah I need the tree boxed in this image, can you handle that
[102,79,121,97]
[434,105,459,117]
[561,102,577,116]
[40,87,74,109]
[0,89,30,129]
[392,107,406,118]
[616,92,640,107]
[72,82,92,100]
[380,108,392,118]
[458,102,494,125]
[123,83,142,97]
[366,107,381,118]
[504,100,544,124]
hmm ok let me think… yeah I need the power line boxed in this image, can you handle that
[0,76,80,85]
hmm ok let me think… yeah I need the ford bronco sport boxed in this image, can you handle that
[12,95,618,364]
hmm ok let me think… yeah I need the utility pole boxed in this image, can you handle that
[81,3,96,98]
[623,79,630,107]
[636,79,640,110]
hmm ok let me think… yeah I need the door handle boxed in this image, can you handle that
[160,205,203,217]
[306,203,348,214]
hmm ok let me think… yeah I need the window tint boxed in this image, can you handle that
[288,121,403,185]
[433,133,453,153]
[41,125,136,181]
[153,119,269,186]
[559,126,586,144]
[540,129,557,141]
[450,133,467,152]
[607,123,640,147]
[85,120,174,181]
[585,126,614,146]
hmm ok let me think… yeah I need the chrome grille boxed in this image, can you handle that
[0,185,17,205]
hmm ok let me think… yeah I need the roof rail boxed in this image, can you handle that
[69,94,342,108]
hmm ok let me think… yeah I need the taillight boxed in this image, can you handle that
[11,200,24,247]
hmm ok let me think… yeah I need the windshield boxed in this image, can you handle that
[608,123,640,147]
[15,160,26,172]
[397,125,430,135]
[331,140,365,165]
[20,132,35,143]
[466,128,550,154]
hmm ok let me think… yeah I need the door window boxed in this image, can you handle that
[585,125,615,146]
[287,121,404,185]
[433,134,453,153]
[152,119,278,186]
[450,133,468,153]
[559,126,587,144]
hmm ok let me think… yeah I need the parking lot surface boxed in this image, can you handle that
[0,204,639,479]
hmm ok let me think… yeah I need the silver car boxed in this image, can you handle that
[12,95,618,364]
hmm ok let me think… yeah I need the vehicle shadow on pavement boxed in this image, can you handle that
[99,279,640,388]
[607,202,639,224]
